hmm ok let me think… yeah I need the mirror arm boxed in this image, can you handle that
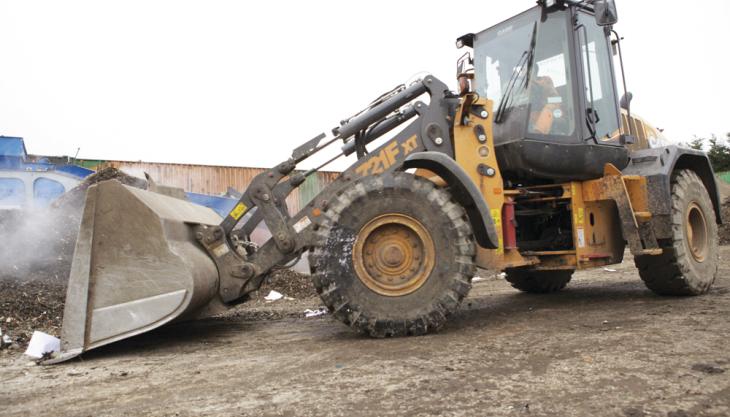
[611,29,633,139]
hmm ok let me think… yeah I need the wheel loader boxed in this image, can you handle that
[51,0,721,362]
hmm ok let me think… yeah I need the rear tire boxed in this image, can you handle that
[634,170,718,295]
[309,172,476,337]
[504,269,573,293]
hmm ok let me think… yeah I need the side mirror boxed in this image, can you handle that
[620,92,633,110]
[594,0,618,26]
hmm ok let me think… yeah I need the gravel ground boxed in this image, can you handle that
[1,176,728,415]
[1,248,729,417]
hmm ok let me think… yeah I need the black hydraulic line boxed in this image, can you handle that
[341,104,419,157]
[292,134,341,164]
[334,80,427,139]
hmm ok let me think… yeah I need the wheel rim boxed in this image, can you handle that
[353,213,435,297]
[686,201,708,263]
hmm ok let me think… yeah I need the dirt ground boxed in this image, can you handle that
[1,247,729,417]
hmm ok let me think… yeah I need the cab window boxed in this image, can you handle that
[577,12,620,142]
[526,14,576,138]
[474,8,576,142]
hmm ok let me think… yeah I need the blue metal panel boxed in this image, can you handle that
[0,136,27,158]
[56,164,95,179]
[185,192,237,218]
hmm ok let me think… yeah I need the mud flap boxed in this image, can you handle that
[49,181,226,363]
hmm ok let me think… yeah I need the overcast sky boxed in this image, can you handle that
[1,0,729,170]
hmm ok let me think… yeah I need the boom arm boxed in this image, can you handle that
[194,75,461,303]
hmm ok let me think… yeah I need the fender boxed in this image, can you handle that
[623,145,722,239]
[402,151,499,249]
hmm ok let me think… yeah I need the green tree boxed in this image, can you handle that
[707,134,730,172]
[688,136,704,150]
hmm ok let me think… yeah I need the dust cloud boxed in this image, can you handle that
[0,201,81,282]
[0,167,148,282]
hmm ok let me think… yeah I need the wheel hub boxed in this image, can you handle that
[686,201,708,263]
[353,214,435,297]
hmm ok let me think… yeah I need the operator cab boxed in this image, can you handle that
[458,0,629,182]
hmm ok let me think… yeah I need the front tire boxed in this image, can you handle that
[634,170,719,295]
[309,172,476,337]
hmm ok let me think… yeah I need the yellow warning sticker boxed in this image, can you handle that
[575,207,584,225]
[490,208,502,227]
[490,208,503,254]
[229,202,248,220]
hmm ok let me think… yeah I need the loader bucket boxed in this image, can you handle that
[50,180,226,363]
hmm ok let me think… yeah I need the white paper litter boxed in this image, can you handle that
[472,277,485,282]
[0,328,11,348]
[304,308,328,318]
[264,290,284,302]
[24,331,60,358]
[603,268,617,272]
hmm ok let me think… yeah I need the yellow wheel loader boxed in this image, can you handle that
[52,0,721,362]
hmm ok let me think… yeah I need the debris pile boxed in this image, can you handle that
[0,274,66,349]
[262,269,317,299]
[52,167,147,211]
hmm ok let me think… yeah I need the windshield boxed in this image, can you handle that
[474,8,576,143]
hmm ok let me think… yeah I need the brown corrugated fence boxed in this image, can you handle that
[94,160,340,214]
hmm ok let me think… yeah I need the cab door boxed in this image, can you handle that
[574,10,622,144]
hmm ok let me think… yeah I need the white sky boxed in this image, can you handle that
[1,0,729,170]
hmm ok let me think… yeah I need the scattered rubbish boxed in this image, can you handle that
[24,331,60,358]
[264,290,284,302]
[691,363,725,374]
[603,268,617,272]
[602,320,609,324]
[0,328,13,349]
[498,272,506,278]
[304,308,328,318]
[472,277,485,282]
